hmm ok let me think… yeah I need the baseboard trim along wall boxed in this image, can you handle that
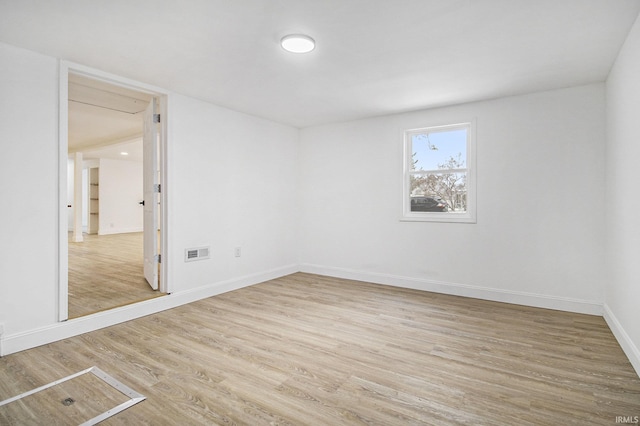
[6,263,636,374]
[0,264,298,356]
[299,263,603,316]
[98,227,144,236]
[300,264,640,373]
[603,304,640,377]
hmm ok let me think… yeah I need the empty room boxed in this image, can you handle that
[1,1,639,424]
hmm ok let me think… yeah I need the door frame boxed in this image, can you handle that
[58,60,170,322]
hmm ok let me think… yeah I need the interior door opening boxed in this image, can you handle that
[62,68,167,320]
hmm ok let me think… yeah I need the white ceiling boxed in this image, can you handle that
[67,73,150,161]
[80,138,144,163]
[1,0,639,128]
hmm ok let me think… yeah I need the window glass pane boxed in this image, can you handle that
[411,128,467,171]
[410,173,467,212]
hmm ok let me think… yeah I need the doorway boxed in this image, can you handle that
[60,64,168,320]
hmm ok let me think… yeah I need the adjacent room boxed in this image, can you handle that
[66,73,165,318]
[1,1,639,424]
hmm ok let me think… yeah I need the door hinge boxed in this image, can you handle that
[154,184,161,193]
[157,254,161,263]
[153,113,161,123]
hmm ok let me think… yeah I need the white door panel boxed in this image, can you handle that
[143,100,158,290]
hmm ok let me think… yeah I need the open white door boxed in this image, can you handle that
[143,99,159,290]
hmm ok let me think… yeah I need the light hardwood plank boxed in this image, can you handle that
[68,232,164,318]
[1,273,639,424]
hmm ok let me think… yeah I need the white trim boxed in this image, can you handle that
[1,264,298,356]
[400,212,476,223]
[64,60,168,96]
[603,304,640,377]
[158,94,170,294]
[58,60,171,316]
[58,61,69,322]
[299,263,603,316]
[98,227,144,236]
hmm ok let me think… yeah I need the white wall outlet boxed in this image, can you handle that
[234,247,241,257]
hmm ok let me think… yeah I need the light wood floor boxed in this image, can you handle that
[2,273,639,424]
[68,232,164,318]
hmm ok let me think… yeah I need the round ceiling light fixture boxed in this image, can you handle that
[280,34,315,53]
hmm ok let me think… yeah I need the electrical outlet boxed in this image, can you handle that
[234,247,241,257]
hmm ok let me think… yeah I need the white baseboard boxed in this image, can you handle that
[299,263,603,316]
[0,263,612,358]
[98,227,143,235]
[0,264,298,356]
[603,304,640,377]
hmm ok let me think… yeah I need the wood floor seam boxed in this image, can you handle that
[1,272,638,425]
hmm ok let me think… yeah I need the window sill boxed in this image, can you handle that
[400,212,476,223]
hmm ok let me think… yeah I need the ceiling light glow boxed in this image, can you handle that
[281,34,315,53]
[120,152,129,156]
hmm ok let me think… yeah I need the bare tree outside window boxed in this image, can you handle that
[410,152,467,212]
[403,122,475,223]
[407,127,468,213]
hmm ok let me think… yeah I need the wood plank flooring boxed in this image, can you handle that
[0,369,130,424]
[68,232,164,318]
[2,273,639,424]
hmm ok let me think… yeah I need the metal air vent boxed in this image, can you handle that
[185,246,210,262]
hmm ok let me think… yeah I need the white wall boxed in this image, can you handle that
[299,84,606,314]
[0,42,59,336]
[0,37,634,370]
[0,41,299,354]
[168,94,299,292]
[605,14,640,374]
[98,158,144,235]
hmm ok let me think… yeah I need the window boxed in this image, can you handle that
[403,121,476,223]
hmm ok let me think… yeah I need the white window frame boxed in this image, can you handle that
[402,120,476,223]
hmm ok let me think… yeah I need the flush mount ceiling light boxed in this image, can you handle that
[280,34,315,53]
